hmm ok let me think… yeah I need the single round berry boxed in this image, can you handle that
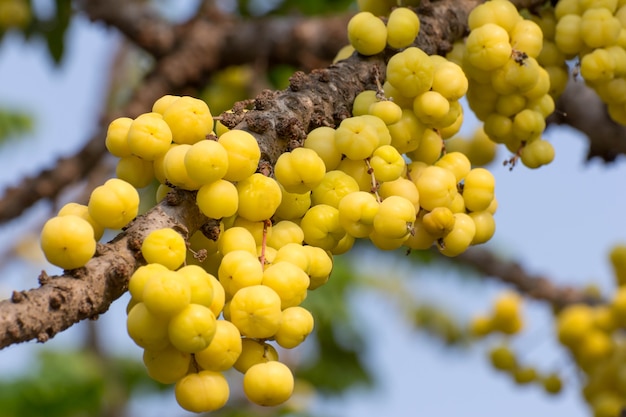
[40,215,97,270]
[141,228,187,270]
[243,361,295,407]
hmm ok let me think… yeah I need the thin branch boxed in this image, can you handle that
[78,0,176,57]
[447,247,603,309]
[0,13,354,223]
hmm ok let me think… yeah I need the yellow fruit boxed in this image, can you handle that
[236,173,282,221]
[229,285,283,339]
[143,345,190,384]
[127,113,172,160]
[218,130,261,182]
[142,270,191,318]
[243,361,295,407]
[152,95,181,114]
[88,178,140,230]
[168,303,217,353]
[141,228,187,270]
[184,139,229,185]
[347,11,387,56]
[162,96,214,145]
[175,371,229,413]
[57,202,104,241]
[386,7,420,49]
[195,320,242,371]
[40,215,96,270]
[234,338,279,373]
[105,117,133,158]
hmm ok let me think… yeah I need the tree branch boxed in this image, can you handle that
[446,247,603,309]
[0,12,354,223]
[550,78,626,162]
[0,53,388,349]
[78,0,176,57]
[0,0,618,349]
[0,189,206,349]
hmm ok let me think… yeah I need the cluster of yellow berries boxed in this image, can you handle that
[554,0,626,124]
[550,243,626,417]
[448,0,556,169]
[126,226,316,411]
[335,7,498,256]
[469,292,563,395]
[103,95,333,411]
[488,343,563,394]
[40,178,139,269]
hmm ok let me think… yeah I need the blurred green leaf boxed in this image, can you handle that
[268,65,296,90]
[0,349,159,417]
[275,0,354,15]
[298,258,373,394]
[44,0,72,64]
[0,109,33,142]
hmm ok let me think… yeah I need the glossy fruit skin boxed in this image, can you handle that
[218,130,261,182]
[175,371,229,413]
[233,338,279,374]
[347,11,388,56]
[463,167,496,212]
[196,179,239,219]
[142,269,191,318]
[163,144,203,190]
[335,115,388,160]
[88,178,140,230]
[229,285,283,339]
[386,7,420,49]
[141,228,187,270]
[338,190,379,238]
[162,96,214,145]
[300,204,346,251]
[304,126,342,171]
[243,361,295,406]
[261,261,310,309]
[40,215,97,270]
[465,23,513,71]
[236,173,282,222]
[105,117,133,158]
[184,139,229,185]
[373,195,417,240]
[274,306,315,348]
[168,303,217,353]
[57,202,104,241]
[218,249,263,297]
[439,213,476,257]
[386,47,434,98]
[143,344,190,384]
[116,155,154,188]
[195,320,242,371]
[127,113,173,161]
[414,166,458,211]
[274,147,326,194]
[126,302,170,350]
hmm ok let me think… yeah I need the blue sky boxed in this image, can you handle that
[1,7,625,417]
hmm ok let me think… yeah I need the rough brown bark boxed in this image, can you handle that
[0,0,620,348]
[0,189,206,349]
